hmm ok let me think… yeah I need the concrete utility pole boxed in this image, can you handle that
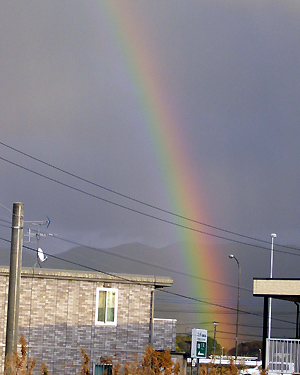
[5,203,24,362]
[213,321,218,358]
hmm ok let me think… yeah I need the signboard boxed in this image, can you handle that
[191,328,207,358]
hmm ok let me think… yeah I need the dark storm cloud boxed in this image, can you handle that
[1,1,300,251]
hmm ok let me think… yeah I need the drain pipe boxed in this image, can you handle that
[149,287,155,345]
[295,302,299,339]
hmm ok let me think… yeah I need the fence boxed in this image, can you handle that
[267,338,300,374]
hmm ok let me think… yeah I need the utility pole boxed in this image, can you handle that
[213,321,218,358]
[5,203,24,364]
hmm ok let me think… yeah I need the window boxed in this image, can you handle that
[95,288,118,325]
[94,364,112,375]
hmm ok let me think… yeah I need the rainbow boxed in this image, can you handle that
[99,2,233,344]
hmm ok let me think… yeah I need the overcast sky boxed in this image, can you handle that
[1,2,300,259]
[2,0,300,347]
[1,1,300,254]
[1,2,300,254]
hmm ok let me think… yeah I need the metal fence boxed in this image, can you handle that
[267,338,300,374]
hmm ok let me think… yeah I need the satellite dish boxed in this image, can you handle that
[37,247,48,263]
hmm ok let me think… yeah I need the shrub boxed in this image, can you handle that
[4,335,37,375]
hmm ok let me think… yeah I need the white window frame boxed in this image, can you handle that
[95,287,118,326]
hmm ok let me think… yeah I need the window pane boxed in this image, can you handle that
[96,289,117,325]
[106,292,115,322]
[98,291,106,322]
[95,365,112,375]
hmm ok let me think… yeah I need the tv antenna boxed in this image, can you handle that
[24,217,55,267]
[36,247,48,267]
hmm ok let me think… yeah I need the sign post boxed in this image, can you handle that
[191,329,207,359]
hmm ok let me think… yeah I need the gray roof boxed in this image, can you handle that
[0,266,173,288]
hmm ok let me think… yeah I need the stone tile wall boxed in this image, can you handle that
[153,318,177,351]
[0,272,175,374]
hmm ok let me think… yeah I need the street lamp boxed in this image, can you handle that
[229,254,241,360]
[268,233,277,339]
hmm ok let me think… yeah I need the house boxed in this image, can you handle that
[253,278,300,374]
[0,267,176,374]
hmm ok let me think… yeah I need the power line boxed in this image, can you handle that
[0,238,267,319]
[156,310,262,315]
[0,235,179,288]
[177,321,292,330]
[1,212,298,333]
[176,332,263,342]
[43,231,252,292]
[157,289,295,326]
[0,141,283,246]
[1,141,300,254]
[0,218,11,224]
[178,330,264,340]
[176,321,296,333]
[0,218,273,331]
[1,221,298,327]
[213,330,262,339]
[1,156,300,260]
[0,223,11,230]
[0,235,296,330]
[0,218,12,230]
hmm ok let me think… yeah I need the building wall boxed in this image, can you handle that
[153,318,177,351]
[0,270,175,374]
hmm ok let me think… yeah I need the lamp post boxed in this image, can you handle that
[213,321,218,358]
[268,233,277,339]
[229,254,241,360]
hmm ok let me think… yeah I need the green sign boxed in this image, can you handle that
[191,329,207,358]
[196,341,206,357]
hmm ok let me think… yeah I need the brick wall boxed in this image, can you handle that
[153,318,177,351]
[0,269,175,374]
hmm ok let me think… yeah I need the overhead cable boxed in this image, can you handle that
[1,156,300,259]
[0,236,296,327]
[0,141,278,245]
[1,141,300,254]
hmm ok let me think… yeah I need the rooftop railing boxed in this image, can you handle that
[267,338,300,374]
